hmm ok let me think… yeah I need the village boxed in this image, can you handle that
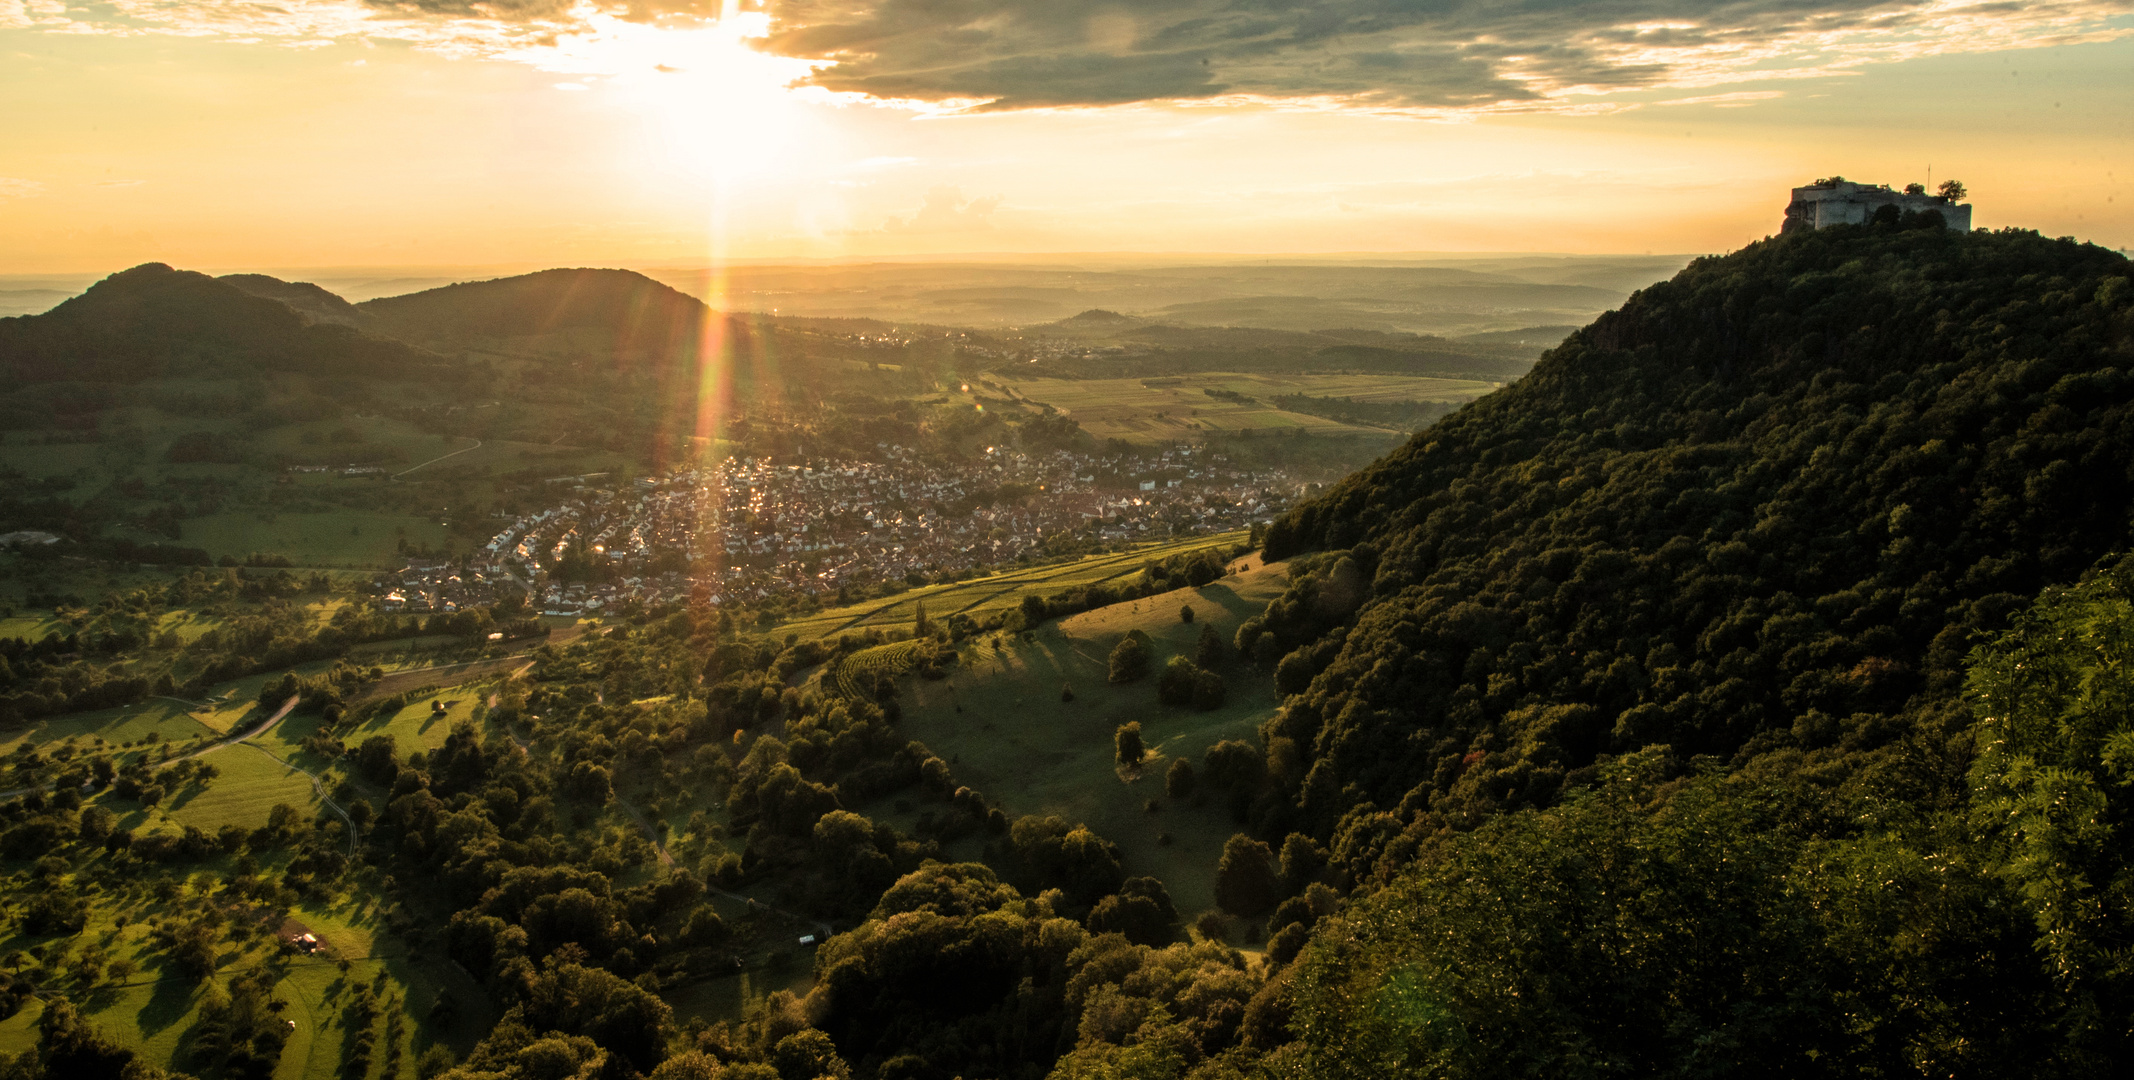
[382,444,1302,617]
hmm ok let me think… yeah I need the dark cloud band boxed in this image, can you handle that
[745,0,2134,109]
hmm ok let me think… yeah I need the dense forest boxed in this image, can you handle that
[1244,222,2134,1071]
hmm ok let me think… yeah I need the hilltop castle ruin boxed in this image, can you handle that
[1782,178,1972,233]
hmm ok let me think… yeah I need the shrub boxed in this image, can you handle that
[1194,910,1231,942]
[1192,670,1226,711]
[1180,603,1195,623]
[1165,759,1196,799]
[1087,878,1181,946]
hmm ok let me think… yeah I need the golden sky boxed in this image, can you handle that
[2,1,2130,273]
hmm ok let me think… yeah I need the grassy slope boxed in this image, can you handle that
[0,698,217,756]
[859,555,1288,917]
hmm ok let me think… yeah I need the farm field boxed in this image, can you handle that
[776,530,1249,644]
[996,372,1498,442]
[180,510,452,568]
[854,555,1290,919]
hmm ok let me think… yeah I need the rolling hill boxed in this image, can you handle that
[0,262,440,390]
[357,267,714,362]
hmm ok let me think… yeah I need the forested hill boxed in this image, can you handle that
[357,268,711,360]
[1252,224,2133,865]
[0,262,440,384]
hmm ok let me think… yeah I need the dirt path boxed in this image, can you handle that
[393,437,483,478]
[187,696,359,854]
[233,739,359,855]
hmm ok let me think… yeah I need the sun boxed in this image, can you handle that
[518,3,830,184]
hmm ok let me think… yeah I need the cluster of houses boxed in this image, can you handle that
[375,560,514,614]
[444,444,1296,614]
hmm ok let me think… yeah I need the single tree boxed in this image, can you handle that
[1108,635,1150,684]
[1115,722,1146,767]
[1280,832,1329,893]
[1215,833,1280,917]
[1937,178,1967,202]
[1196,623,1225,669]
[913,599,930,640]
[1180,603,1195,623]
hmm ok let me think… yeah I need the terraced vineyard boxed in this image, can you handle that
[779,530,1251,644]
[829,641,924,700]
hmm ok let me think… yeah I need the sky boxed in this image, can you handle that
[1,0,2131,274]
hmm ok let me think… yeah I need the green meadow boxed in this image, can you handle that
[151,746,324,838]
[180,511,450,569]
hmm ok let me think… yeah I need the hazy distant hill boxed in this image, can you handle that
[0,288,72,318]
[358,267,711,362]
[649,256,1684,334]
[220,272,375,329]
[0,262,438,388]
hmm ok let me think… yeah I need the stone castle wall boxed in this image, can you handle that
[1782,180,1973,234]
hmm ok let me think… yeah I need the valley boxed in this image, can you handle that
[4,225,2134,1080]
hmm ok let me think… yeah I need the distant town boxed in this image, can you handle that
[376,444,1303,617]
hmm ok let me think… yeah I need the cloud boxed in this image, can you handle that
[751,0,2134,111]
[2,1,735,68]
[0,178,45,199]
[881,185,1001,232]
[8,0,2131,115]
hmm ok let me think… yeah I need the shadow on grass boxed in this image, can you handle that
[1192,582,1260,620]
[136,968,199,1038]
